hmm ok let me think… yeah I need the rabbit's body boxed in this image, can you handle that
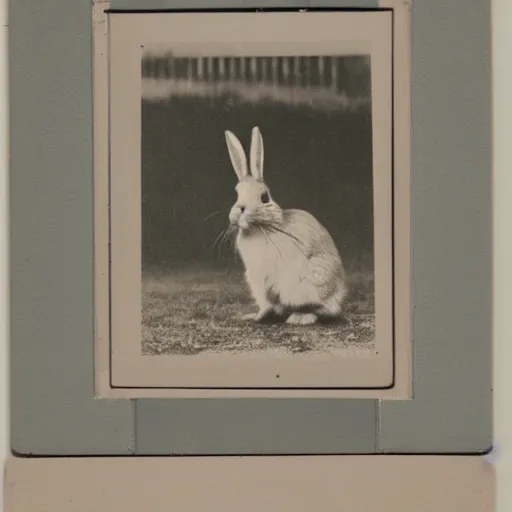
[237,209,346,324]
[224,126,347,325]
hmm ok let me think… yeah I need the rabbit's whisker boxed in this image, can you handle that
[229,227,240,263]
[212,227,228,251]
[229,231,239,261]
[261,228,284,261]
[269,225,309,258]
[218,229,231,254]
[215,225,238,261]
[203,211,222,222]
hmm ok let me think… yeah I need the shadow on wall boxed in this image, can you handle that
[141,95,374,274]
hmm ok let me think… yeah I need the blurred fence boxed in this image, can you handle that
[141,54,371,110]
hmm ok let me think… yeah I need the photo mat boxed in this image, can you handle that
[106,11,400,392]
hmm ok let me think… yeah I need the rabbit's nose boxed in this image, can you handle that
[239,206,246,213]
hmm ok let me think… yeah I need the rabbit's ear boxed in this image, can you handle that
[250,126,264,181]
[224,130,249,181]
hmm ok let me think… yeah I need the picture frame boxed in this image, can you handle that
[95,7,412,398]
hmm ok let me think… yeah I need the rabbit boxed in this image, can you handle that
[224,126,347,326]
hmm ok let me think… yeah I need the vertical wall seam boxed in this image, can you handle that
[375,399,381,453]
[132,399,138,454]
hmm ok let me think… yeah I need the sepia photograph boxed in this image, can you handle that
[106,12,398,391]
[141,49,375,357]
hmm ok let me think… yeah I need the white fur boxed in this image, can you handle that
[238,229,322,309]
[224,130,248,181]
[250,126,264,181]
[236,217,346,324]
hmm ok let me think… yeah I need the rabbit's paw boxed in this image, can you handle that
[254,307,276,322]
[286,313,318,326]
[241,308,271,322]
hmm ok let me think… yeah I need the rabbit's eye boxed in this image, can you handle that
[261,192,270,204]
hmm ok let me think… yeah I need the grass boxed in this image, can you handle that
[141,266,375,356]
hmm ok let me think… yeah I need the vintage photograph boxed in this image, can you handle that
[140,48,376,357]
[105,12,399,391]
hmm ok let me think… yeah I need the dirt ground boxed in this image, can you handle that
[141,266,375,356]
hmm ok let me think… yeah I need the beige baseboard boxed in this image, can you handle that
[4,455,494,511]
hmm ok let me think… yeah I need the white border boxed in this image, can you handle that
[107,11,397,393]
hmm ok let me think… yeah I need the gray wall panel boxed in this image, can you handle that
[9,0,135,455]
[9,0,492,456]
[136,400,377,454]
[377,0,493,453]
[131,0,380,456]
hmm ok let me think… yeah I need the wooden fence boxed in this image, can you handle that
[141,54,371,109]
